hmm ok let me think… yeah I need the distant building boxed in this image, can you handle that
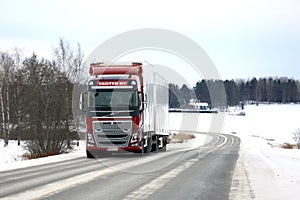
[189,99,209,110]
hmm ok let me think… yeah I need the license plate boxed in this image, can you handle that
[107,147,118,151]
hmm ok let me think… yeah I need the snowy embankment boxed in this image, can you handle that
[223,104,300,200]
[0,140,26,164]
[0,140,85,171]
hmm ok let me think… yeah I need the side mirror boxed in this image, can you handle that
[79,91,87,112]
[138,92,148,111]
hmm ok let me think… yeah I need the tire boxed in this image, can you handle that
[151,136,158,152]
[86,150,95,158]
[144,137,151,154]
[161,143,167,152]
[161,136,167,152]
[137,139,144,156]
[137,138,150,156]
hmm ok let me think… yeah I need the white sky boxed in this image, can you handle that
[0,0,300,85]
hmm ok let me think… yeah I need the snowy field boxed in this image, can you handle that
[223,104,300,200]
[224,104,300,144]
[1,104,300,199]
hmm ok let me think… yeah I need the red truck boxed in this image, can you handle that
[80,62,169,158]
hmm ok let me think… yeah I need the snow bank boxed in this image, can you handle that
[0,140,26,164]
[224,104,300,199]
[0,140,85,172]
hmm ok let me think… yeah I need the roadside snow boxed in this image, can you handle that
[224,104,300,200]
[0,140,26,164]
[0,140,85,172]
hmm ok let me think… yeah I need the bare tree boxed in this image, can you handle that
[53,38,86,146]
[53,38,86,84]
[72,42,86,84]
[53,38,73,147]
[12,48,23,145]
[0,52,14,146]
[293,128,300,149]
[0,54,5,145]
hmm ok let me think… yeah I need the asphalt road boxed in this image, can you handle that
[0,133,240,200]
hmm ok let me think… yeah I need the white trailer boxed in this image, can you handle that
[143,65,169,151]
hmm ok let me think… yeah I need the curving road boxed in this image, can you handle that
[0,133,240,200]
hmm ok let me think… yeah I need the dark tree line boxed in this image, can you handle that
[169,77,300,108]
[169,83,195,108]
[194,77,300,107]
[0,38,85,157]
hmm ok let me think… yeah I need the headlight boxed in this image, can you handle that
[131,132,139,143]
[87,133,95,144]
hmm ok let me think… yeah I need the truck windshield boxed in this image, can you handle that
[88,89,138,110]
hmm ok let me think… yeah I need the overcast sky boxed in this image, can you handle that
[0,0,300,85]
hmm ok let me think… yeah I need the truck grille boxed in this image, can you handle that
[92,121,132,147]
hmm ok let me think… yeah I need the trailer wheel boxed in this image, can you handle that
[161,137,167,152]
[151,136,158,152]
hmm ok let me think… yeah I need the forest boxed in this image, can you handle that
[196,78,299,106]
[169,78,300,108]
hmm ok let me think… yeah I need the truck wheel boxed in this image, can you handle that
[144,137,151,154]
[152,136,158,152]
[161,143,167,152]
[136,139,144,156]
[86,150,95,158]
[162,136,167,151]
